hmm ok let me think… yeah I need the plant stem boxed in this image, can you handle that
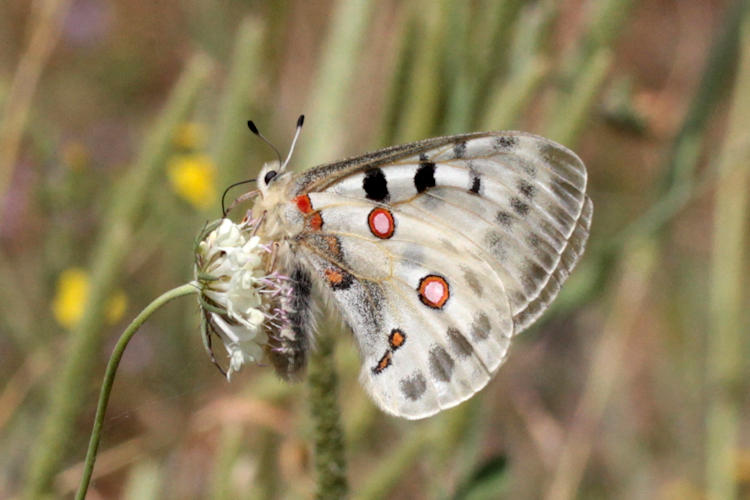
[0,0,72,202]
[544,48,612,146]
[298,0,375,164]
[706,6,750,498]
[75,283,199,500]
[545,239,658,500]
[212,18,265,188]
[22,54,213,500]
[308,329,348,499]
[355,428,430,500]
[393,0,446,142]
[659,0,748,191]
[480,55,548,130]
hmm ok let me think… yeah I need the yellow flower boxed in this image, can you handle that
[167,154,217,210]
[52,268,128,329]
[173,122,206,150]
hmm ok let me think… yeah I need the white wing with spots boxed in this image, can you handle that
[285,132,591,418]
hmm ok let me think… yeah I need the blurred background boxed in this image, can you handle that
[1,0,749,498]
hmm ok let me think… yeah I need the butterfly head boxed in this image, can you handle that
[257,161,282,194]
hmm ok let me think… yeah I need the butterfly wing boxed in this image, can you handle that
[288,132,591,418]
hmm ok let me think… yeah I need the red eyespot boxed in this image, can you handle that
[368,208,395,239]
[308,212,323,231]
[373,351,392,374]
[325,268,344,285]
[389,329,406,349]
[295,194,313,214]
[323,266,353,290]
[418,275,450,309]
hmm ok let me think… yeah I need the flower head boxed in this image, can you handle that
[194,217,285,380]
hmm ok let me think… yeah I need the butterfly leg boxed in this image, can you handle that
[251,210,267,237]
[265,241,280,274]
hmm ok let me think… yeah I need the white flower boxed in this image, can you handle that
[209,313,267,380]
[195,217,276,380]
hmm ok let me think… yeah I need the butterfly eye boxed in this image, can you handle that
[264,170,278,185]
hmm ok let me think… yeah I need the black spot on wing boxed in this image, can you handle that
[415,162,436,193]
[356,281,385,335]
[493,135,518,150]
[510,197,529,216]
[326,266,354,291]
[496,211,513,227]
[447,328,473,357]
[518,179,536,199]
[372,350,392,374]
[527,233,541,248]
[461,266,483,296]
[486,231,507,260]
[429,345,455,382]
[511,289,526,307]
[521,258,548,295]
[453,141,467,159]
[363,168,389,201]
[470,174,481,194]
[400,371,427,401]
[471,312,491,340]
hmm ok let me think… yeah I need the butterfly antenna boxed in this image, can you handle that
[280,114,305,172]
[247,120,283,166]
[221,178,256,216]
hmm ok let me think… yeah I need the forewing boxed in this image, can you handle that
[298,132,591,331]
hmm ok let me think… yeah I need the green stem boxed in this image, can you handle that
[22,53,212,500]
[209,424,245,500]
[355,429,430,500]
[308,329,348,499]
[0,0,72,202]
[393,0,446,142]
[212,18,265,187]
[544,48,613,146]
[299,0,375,164]
[706,6,750,498]
[75,283,199,500]
[480,55,548,130]
[659,0,748,191]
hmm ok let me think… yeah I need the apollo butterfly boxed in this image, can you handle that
[195,116,592,419]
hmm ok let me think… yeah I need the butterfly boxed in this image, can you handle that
[204,116,592,420]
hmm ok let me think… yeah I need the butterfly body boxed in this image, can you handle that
[242,131,591,419]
